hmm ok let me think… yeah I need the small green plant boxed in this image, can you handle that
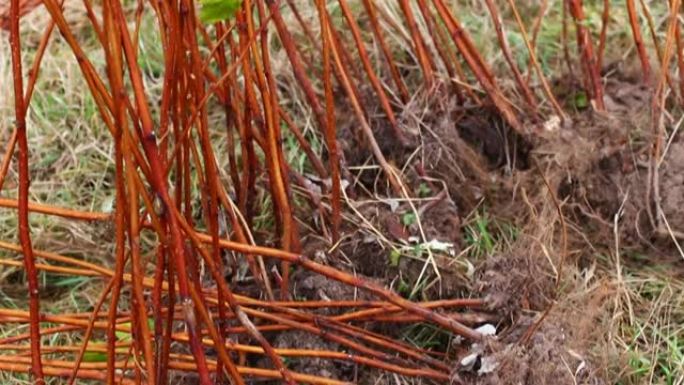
[464,211,495,258]
[417,182,431,197]
[401,212,417,226]
[463,210,518,259]
[396,278,411,297]
[573,91,590,109]
[626,349,651,379]
[401,323,452,350]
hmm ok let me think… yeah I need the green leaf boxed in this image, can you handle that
[475,215,494,253]
[401,212,417,226]
[574,92,589,109]
[397,279,410,296]
[389,249,401,267]
[417,183,431,198]
[83,351,108,362]
[199,0,242,24]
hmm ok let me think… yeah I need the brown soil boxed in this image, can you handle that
[454,315,605,385]
[475,252,554,316]
[283,70,684,385]
[658,140,684,236]
[272,330,354,380]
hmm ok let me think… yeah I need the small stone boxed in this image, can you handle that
[475,323,496,336]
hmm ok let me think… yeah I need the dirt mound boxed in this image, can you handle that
[452,316,604,385]
[312,72,684,384]
[531,76,663,251]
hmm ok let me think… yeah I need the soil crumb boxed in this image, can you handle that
[476,253,554,315]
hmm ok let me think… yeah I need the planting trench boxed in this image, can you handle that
[241,73,684,384]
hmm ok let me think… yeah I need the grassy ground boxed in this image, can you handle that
[0,1,683,384]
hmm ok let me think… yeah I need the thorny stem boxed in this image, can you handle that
[338,0,408,145]
[639,0,680,100]
[316,0,342,245]
[265,0,329,137]
[248,0,298,301]
[506,0,568,123]
[171,199,295,384]
[320,5,405,196]
[109,0,215,380]
[398,0,435,85]
[415,0,466,101]
[567,0,605,110]
[597,0,610,71]
[359,0,411,102]
[432,0,523,133]
[483,0,538,112]
[627,0,652,81]
[8,0,45,381]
